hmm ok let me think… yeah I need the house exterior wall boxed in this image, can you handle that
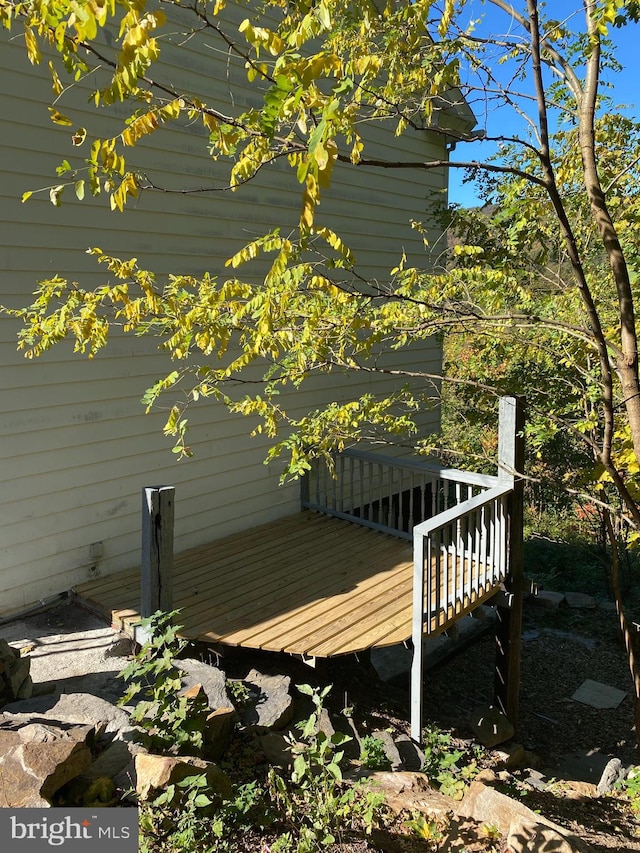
[0,10,445,616]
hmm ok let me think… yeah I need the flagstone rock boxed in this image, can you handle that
[83,738,146,780]
[572,679,627,710]
[0,638,32,706]
[242,669,294,730]
[596,757,627,795]
[370,729,402,770]
[493,741,527,770]
[257,731,293,769]
[135,752,232,802]
[3,691,131,733]
[458,779,593,851]
[178,682,236,761]
[0,720,93,807]
[564,591,596,609]
[530,590,566,608]
[394,733,425,771]
[179,658,232,710]
[178,659,237,759]
[364,770,452,818]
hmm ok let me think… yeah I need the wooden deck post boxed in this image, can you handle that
[494,396,525,729]
[141,485,175,618]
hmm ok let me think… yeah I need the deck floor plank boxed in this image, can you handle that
[74,510,502,658]
[182,532,407,638]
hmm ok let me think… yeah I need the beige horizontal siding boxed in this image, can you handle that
[0,8,445,615]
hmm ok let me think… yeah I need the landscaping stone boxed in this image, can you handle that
[571,679,627,710]
[104,636,134,658]
[493,741,527,770]
[370,729,403,771]
[596,757,627,795]
[595,598,617,612]
[554,750,613,785]
[0,719,93,806]
[364,771,452,818]
[82,738,146,780]
[204,706,238,761]
[458,779,592,851]
[179,658,232,710]
[257,731,293,769]
[524,769,549,792]
[564,591,596,609]
[3,691,131,733]
[0,638,32,706]
[394,733,425,771]
[242,669,294,730]
[562,780,598,799]
[530,590,566,608]
[178,660,238,760]
[469,704,514,747]
[135,753,232,802]
[317,707,336,739]
[370,643,412,683]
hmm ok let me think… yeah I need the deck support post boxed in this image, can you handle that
[494,396,525,730]
[141,485,175,619]
[410,532,427,743]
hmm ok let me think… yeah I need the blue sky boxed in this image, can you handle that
[447,1,639,206]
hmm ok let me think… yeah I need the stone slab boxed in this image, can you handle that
[564,591,596,609]
[553,750,612,785]
[370,614,494,685]
[530,590,565,608]
[571,679,627,710]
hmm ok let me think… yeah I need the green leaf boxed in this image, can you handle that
[293,754,307,782]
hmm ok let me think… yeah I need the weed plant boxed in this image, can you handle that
[421,725,480,800]
[118,610,211,755]
[121,621,386,852]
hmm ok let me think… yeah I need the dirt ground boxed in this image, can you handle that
[1,594,639,851]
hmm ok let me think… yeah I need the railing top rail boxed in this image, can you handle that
[412,483,512,538]
[339,447,501,489]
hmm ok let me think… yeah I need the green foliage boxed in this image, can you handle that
[140,774,271,853]
[613,765,640,816]
[137,681,385,853]
[421,725,479,800]
[3,0,640,544]
[267,684,386,851]
[226,677,253,711]
[404,812,447,846]
[117,610,210,755]
[359,735,391,771]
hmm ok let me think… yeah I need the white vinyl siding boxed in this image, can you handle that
[0,9,445,615]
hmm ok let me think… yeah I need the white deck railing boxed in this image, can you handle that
[301,448,501,540]
[409,483,512,741]
[301,400,521,747]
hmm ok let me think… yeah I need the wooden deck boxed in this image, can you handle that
[74,511,420,658]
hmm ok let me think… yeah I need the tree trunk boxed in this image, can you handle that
[604,510,640,754]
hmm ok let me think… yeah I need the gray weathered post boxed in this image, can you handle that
[141,485,175,618]
[494,396,525,729]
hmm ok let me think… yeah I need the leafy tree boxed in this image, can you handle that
[3,1,640,726]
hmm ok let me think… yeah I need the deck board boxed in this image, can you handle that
[74,510,500,658]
